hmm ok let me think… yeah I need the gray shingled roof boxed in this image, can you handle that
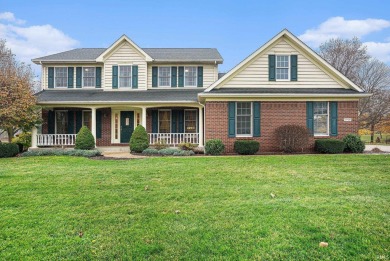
[208,88,361,94]
[32,48,223,63]
[35,89,203,103]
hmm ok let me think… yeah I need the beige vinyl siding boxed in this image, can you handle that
[104,42,147,90]
[147,64,218,89]
[220,38,346,89]
[41,63,104,90]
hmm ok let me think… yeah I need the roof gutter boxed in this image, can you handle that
[198,93,372,98]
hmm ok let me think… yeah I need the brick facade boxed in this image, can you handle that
[205,101,359,153]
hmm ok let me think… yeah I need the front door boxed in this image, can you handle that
[120,111,134,143]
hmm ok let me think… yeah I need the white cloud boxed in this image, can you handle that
[0,12,25,25]
[0,12,78,73]
[299,17,390,47]
[365,41,390,63]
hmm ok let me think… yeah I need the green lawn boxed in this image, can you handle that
[360,133,390,144]
[0,155,389,260]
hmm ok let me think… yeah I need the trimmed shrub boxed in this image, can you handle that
[343,134,365,153]
[75,126,95,150]
[153,140,168,150]
[315,139,345,154]
[12,132,32,152]
[20,149,101,157]
[234,140,260,155]
[158,148,179,156]
[0,143,19,158]
[205,139,225,155]
[142,148,159,155]
[178,142,196,151]
[129,125,149,153]
[274,125,310,153]
[173,150,195,156]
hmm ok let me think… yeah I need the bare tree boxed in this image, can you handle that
[319,38,390,142]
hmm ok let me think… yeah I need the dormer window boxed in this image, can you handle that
[184,66,197,87]
[276,55,289,80]
[83,67,96,87]
[158,67,171,87]
[55,67,68,87]
[119,65,132,87]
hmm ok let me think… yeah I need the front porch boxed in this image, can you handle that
[31,105,204,148]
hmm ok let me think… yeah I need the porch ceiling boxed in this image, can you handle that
[35,89,204,104]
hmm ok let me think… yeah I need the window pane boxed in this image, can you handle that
[83,67,95,87]
[313,102,328,135]
[185,110,197,133]
[83,111,92,130]
[276,55,289,80]
[119,66,131,87]
[158,67,171,87]
[159,111,171,133]
[55,67,68,87]
[184,67,197,87]
[236,102,252,135]
[56,111,68,134]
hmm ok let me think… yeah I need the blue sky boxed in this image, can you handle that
[1,0,390,74]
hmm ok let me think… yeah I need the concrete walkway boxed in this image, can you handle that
[101,152,146,159]
[365,144,390,152]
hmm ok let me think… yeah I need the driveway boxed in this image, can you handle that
[365,144,390,152]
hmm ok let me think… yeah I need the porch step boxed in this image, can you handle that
[97,146,130,153]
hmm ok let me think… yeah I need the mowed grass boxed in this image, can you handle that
[0,155,389,260]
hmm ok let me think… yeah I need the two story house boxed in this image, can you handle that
[32,29,369,153]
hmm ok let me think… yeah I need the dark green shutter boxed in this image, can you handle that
[76,67,82,88]
[171,110,178,133]
[178,66,184,87]
[197,66,203,87]
[112,66,118,89]
[152,67,158,87]
[48,67,54,88]
[132,65,138,88]
[178,110,184,133]
[228,102,236,137]
[306,102,314,135]
[152,110,158,133]
[330,102,338,136]
[269,55,276,81]
[67,67,74,88]
[171,66,177,87]
[67,111,74,134]
[96,110,102,139]
[48,110,55,134]
[291,55,298,81]
[96,67,101,88]
[253,102,261,137]
[76,111,82,133]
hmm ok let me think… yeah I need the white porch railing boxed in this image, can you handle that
[148,133,199,146]
[37,134,77,146]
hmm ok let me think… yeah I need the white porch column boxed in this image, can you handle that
[198,106,204,147]
[91,107,97,146]
[141,107,147,128]
[31,126,38,149]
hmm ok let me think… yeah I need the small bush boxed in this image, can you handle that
[234,140,260,155]
[178,142,196,151]
[158,148,179,156]
[274,125,310,153]
[75,126,95,150]
[205,139,225,155]
[343,134,365,153]
[20,149,101,157]
[142,148,159,155]
[153,140,168,150]
[0,143,19,158]
[12,132,31,151]
[130,125,149,153]
[315,139,345,154]
[173,150,195,156]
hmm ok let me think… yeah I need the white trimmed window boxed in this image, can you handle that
[314,102,329,136]
[185,110,197,133]
[55,111,68,134]
[159,110,171,133]
[276,55,289,80]
[158,67,171,87]
[83,67,95,87]
[184,66,197,87]
[119,65,132,87]
[55,67,67,87]
[236,102,252,136]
